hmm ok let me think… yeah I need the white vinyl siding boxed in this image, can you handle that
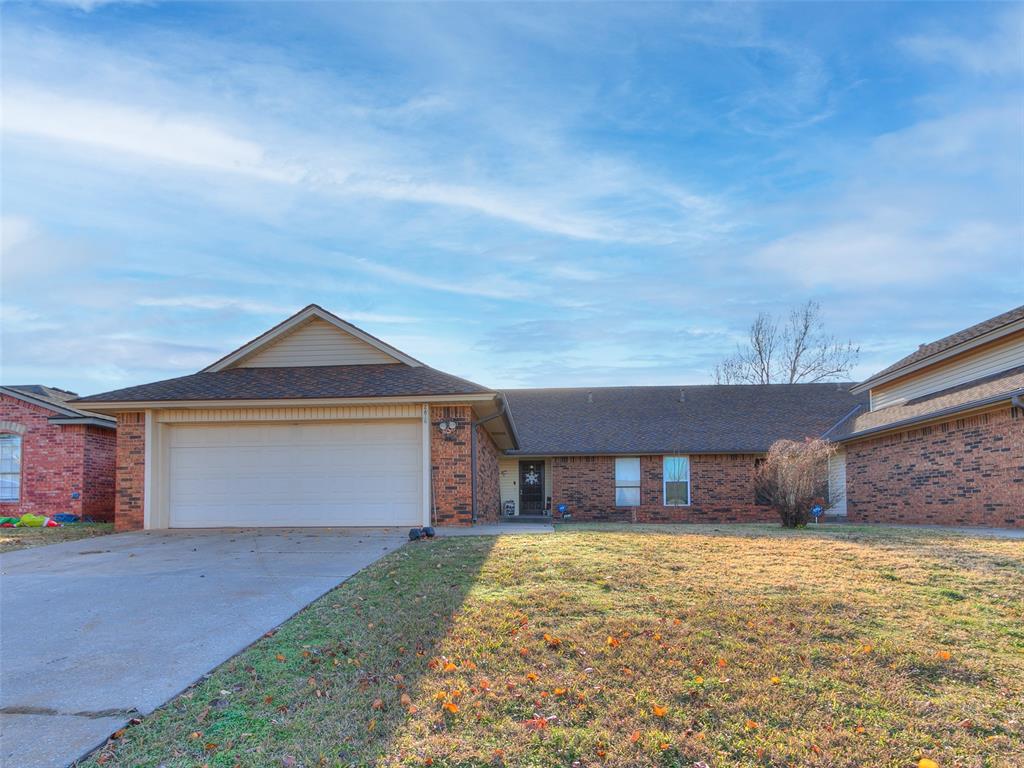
[827,449,847,515]
[870,332,1024,410]
[0,434,22,501]
[615,457,641,507]
[499,457,552,515]
[663,456,690,506]
[499,457,518,515]
[237,318,400,368]
[166,421,422,527]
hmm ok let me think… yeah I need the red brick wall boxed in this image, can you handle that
[474,425,501,523]
[846,406,1023,528]
[430,405,473,526]
[550,453,777,523]
[114,412,146,531]
[0,394,116,520]
[82,425,116,520]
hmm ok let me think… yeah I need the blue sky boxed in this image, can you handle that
[1,1,1021,395]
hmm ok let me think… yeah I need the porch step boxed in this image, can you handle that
[502,515,552,523]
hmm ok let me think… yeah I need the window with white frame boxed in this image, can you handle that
[0,434,22,502]
[614,457,641,506]
[663,456,690,506]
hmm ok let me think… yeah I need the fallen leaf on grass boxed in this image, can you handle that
[443,702,459,714]
[652,705,668,717]
[371,698,383,710]
[936,650,952,661]
[918,760,939,768]
[629,730,641,744]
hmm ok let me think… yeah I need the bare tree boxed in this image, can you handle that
[714,300,859,384]
[754,438,836,528]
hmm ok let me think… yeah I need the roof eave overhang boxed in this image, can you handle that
[72,393,499,412]
[851,318,1024,394]
[470,395,519,451]
[1,386,110,421]
[836,389,1022,444]
[47,416,117,429]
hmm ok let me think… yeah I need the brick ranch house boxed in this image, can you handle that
[0,385,117,521]
[73,304,1023,531]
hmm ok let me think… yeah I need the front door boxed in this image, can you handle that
[518,460,545,515]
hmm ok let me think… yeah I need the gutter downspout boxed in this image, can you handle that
[1012,393,1024,412]
[470,396,509,525]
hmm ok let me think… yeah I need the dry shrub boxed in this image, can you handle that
[755,438,836,528]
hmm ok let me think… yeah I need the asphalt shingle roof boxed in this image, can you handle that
[502,383,866,455]
[3,385,116,424]
[74,364,492,403]
[861,305,1024,387]
[828,366,1024,442]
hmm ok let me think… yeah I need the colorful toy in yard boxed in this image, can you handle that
[0,514,62,527]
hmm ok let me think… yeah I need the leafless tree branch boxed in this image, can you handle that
[715,300,859,384]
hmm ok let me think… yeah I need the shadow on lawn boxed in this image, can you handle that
[82,535,497,768]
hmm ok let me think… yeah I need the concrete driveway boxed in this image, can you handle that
[0,528,407,768]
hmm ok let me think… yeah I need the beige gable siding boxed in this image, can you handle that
[870,332,1024,410]
[235,318,399,368]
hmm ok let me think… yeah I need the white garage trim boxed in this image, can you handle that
[421,404,431,527]
[156,404,422,423]
[167,420,422,528]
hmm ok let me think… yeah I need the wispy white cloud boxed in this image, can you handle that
[345,257,531,300]
[2,87,300,182]
[135,295,419,324]
[901,9,1024,75]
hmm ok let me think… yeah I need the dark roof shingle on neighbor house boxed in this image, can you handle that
[2,385,116,425]
[74,364,492,403]
[502,383,867,455]
[860,304,1024,388]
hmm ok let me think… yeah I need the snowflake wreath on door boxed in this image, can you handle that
[524,470,539,485]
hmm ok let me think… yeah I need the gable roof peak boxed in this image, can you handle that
[201,304,423,372]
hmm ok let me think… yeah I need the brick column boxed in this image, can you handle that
[114,412,146,531]
[430,405,473,526]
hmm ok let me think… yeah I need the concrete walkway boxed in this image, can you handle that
[437,522,554,536]
[0,528,406,768]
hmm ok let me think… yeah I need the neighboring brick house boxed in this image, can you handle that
[72,303,1022,532]
[826,306,1024,528]
[0,385,117,521]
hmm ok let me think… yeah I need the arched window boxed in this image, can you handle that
[0,433,22,502]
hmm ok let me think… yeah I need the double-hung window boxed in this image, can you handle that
[663,456,690,506]
[614,457,641,506]
[0,434,22,502]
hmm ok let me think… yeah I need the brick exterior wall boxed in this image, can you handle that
[550,453,777,523]
[475,425,501,523]
[83,425,116,520]
[114,412,146,531]
[430,405,474,526]
[846,406,1023,528]
[0,393,116,521]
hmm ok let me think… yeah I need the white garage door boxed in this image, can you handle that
[168,421,422,527]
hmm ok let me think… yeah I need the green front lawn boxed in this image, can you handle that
[0,522,114,552]
[82,525,1023,768]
